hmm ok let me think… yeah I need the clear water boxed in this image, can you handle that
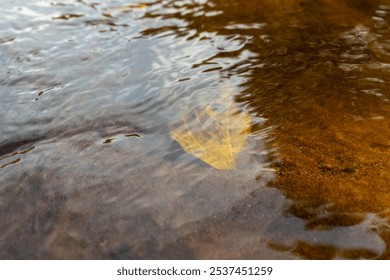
[1,0,390,259]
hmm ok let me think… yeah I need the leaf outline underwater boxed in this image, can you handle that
[170,84,251,170]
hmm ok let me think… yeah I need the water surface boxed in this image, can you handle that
[1,0,390,259]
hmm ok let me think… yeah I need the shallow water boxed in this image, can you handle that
[1,0,390,259]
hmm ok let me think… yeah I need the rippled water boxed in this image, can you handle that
[1,0,390,259]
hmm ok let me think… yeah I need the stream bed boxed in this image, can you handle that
[1,0,390,259]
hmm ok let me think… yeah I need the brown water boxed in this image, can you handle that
[1,0,390,259]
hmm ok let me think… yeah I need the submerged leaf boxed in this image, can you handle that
[170,85,251,170]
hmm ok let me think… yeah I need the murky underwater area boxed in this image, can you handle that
[1,0,390,259]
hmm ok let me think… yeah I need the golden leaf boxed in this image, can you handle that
[170,85,251,170]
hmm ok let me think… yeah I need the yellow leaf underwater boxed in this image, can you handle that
[170,85,251,170]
